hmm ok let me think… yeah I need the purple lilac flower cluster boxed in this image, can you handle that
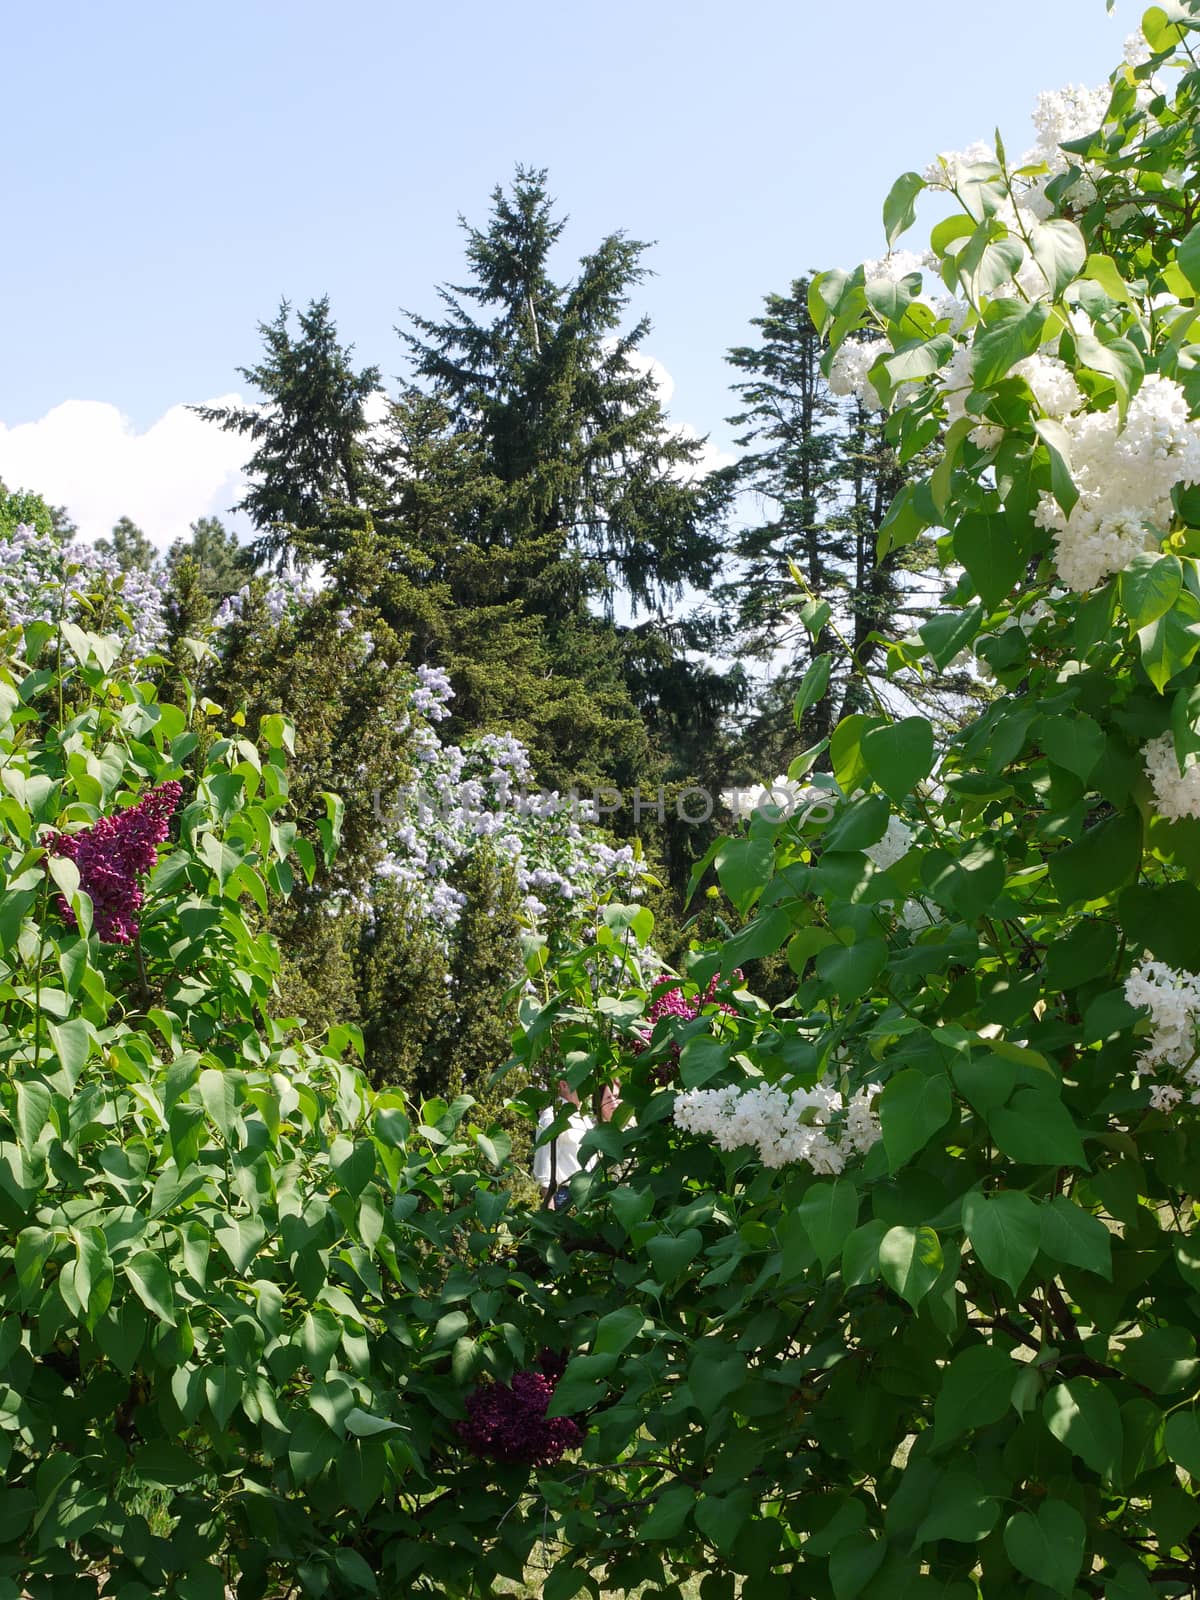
[632,970,742,1085]
[458,1351,584,1468]
[51,782,183,944]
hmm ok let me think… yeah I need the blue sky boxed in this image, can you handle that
[2,0,1130,544]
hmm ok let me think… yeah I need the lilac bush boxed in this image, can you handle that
[0,521,168,658]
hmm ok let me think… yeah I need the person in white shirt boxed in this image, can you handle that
[533,1080,618,1207]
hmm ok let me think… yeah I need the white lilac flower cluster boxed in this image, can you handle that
[0,522,168,658]
[1143,732,1200,822]
[721,776,836,825]
[380,672,642,936]
[864,814,913,872]
[828,338,890,412]
[673,1079,882,1174]
[1032,376,1200,591]
[1123,960,1200,1110]
[923,81,1112,215]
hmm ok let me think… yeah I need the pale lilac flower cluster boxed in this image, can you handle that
[410,663,454,721]
[379,677,643,936]
[1123,961,1200,1109]
[1033,377,1200,591]
[673,1079,882,1174]
[1143,733,1200,823]
[213,570,318,629]
[0,523,167,658]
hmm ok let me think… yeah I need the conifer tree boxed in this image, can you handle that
[194,298,381,571]
[95,515,156,572]
[401,166,724,621]
[717,279,961,771]
[166,515,248,602]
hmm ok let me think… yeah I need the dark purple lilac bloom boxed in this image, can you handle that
[458,1353,584,1467]
[51,782,183,944]
[632,971,742,1084]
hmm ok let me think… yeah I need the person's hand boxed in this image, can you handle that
[599,1084,619,1122]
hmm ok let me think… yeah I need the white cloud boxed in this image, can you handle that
[608,344,734,481]
[0,396,251,548]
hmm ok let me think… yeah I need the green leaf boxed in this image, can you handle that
[842,1219,888,1287]
[688,1341,747,1419]
[1163,1409,1200,1478]
[971,303,1050,388]
[640,1484,695,1540]
[214,1214,266,1276]
[933,1344,1019,1446]
[1120,1327,1198,1394]
[1027,218,1086,298]
[1137,589,1200,691]
[1003,1500,1086,1595]
[878,1069,952,1172]
[47,1017,91,1080]
[1074,334,1144,417]
[1049,811,1143,907]
[794,653,833,721]
[954,512,1029,609]
[1035,418,1079,517]
[343,1406,406,1438]
[13,1080,51,1154]
[815,938,888,1005]
[988,1087,1088,1169]
[646,1228,703,1283]
[829,1534,887,1598]
[125,1250,176,1325]
[1121,552,1183,630]
[1083,253,1131,304]
[714,837,774,915]
[920,604,985,670]
[883,172,926,246]
[332,1549,377,1595]
[879,1225,943,1309]
[831,713,885,795]
[861,717,934,802]
[1120,882,1200,969]
[592,1306,645,1357]
[822,794,889,853]
[796,1179,859,1269]
[1039,713,1104,785]
[1178,219,1200,291]
[1039,1196,1112,1279]
[1043,1377,1123,1479]
[913,1468,997,1544]
[962,1190,1040,1295]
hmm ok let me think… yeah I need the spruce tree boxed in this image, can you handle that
[401,166,724,621]
[95,515,156,572]
[166,516,248,602]
[193,298,381,571]
[717,279,963,772]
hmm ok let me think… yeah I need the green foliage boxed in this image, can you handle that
[193,297,382,572]
[0,616,575,1595]
[94,515,156,572]
[716,279,977,772]
[0,484,57,540]
[166,516,250,603]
